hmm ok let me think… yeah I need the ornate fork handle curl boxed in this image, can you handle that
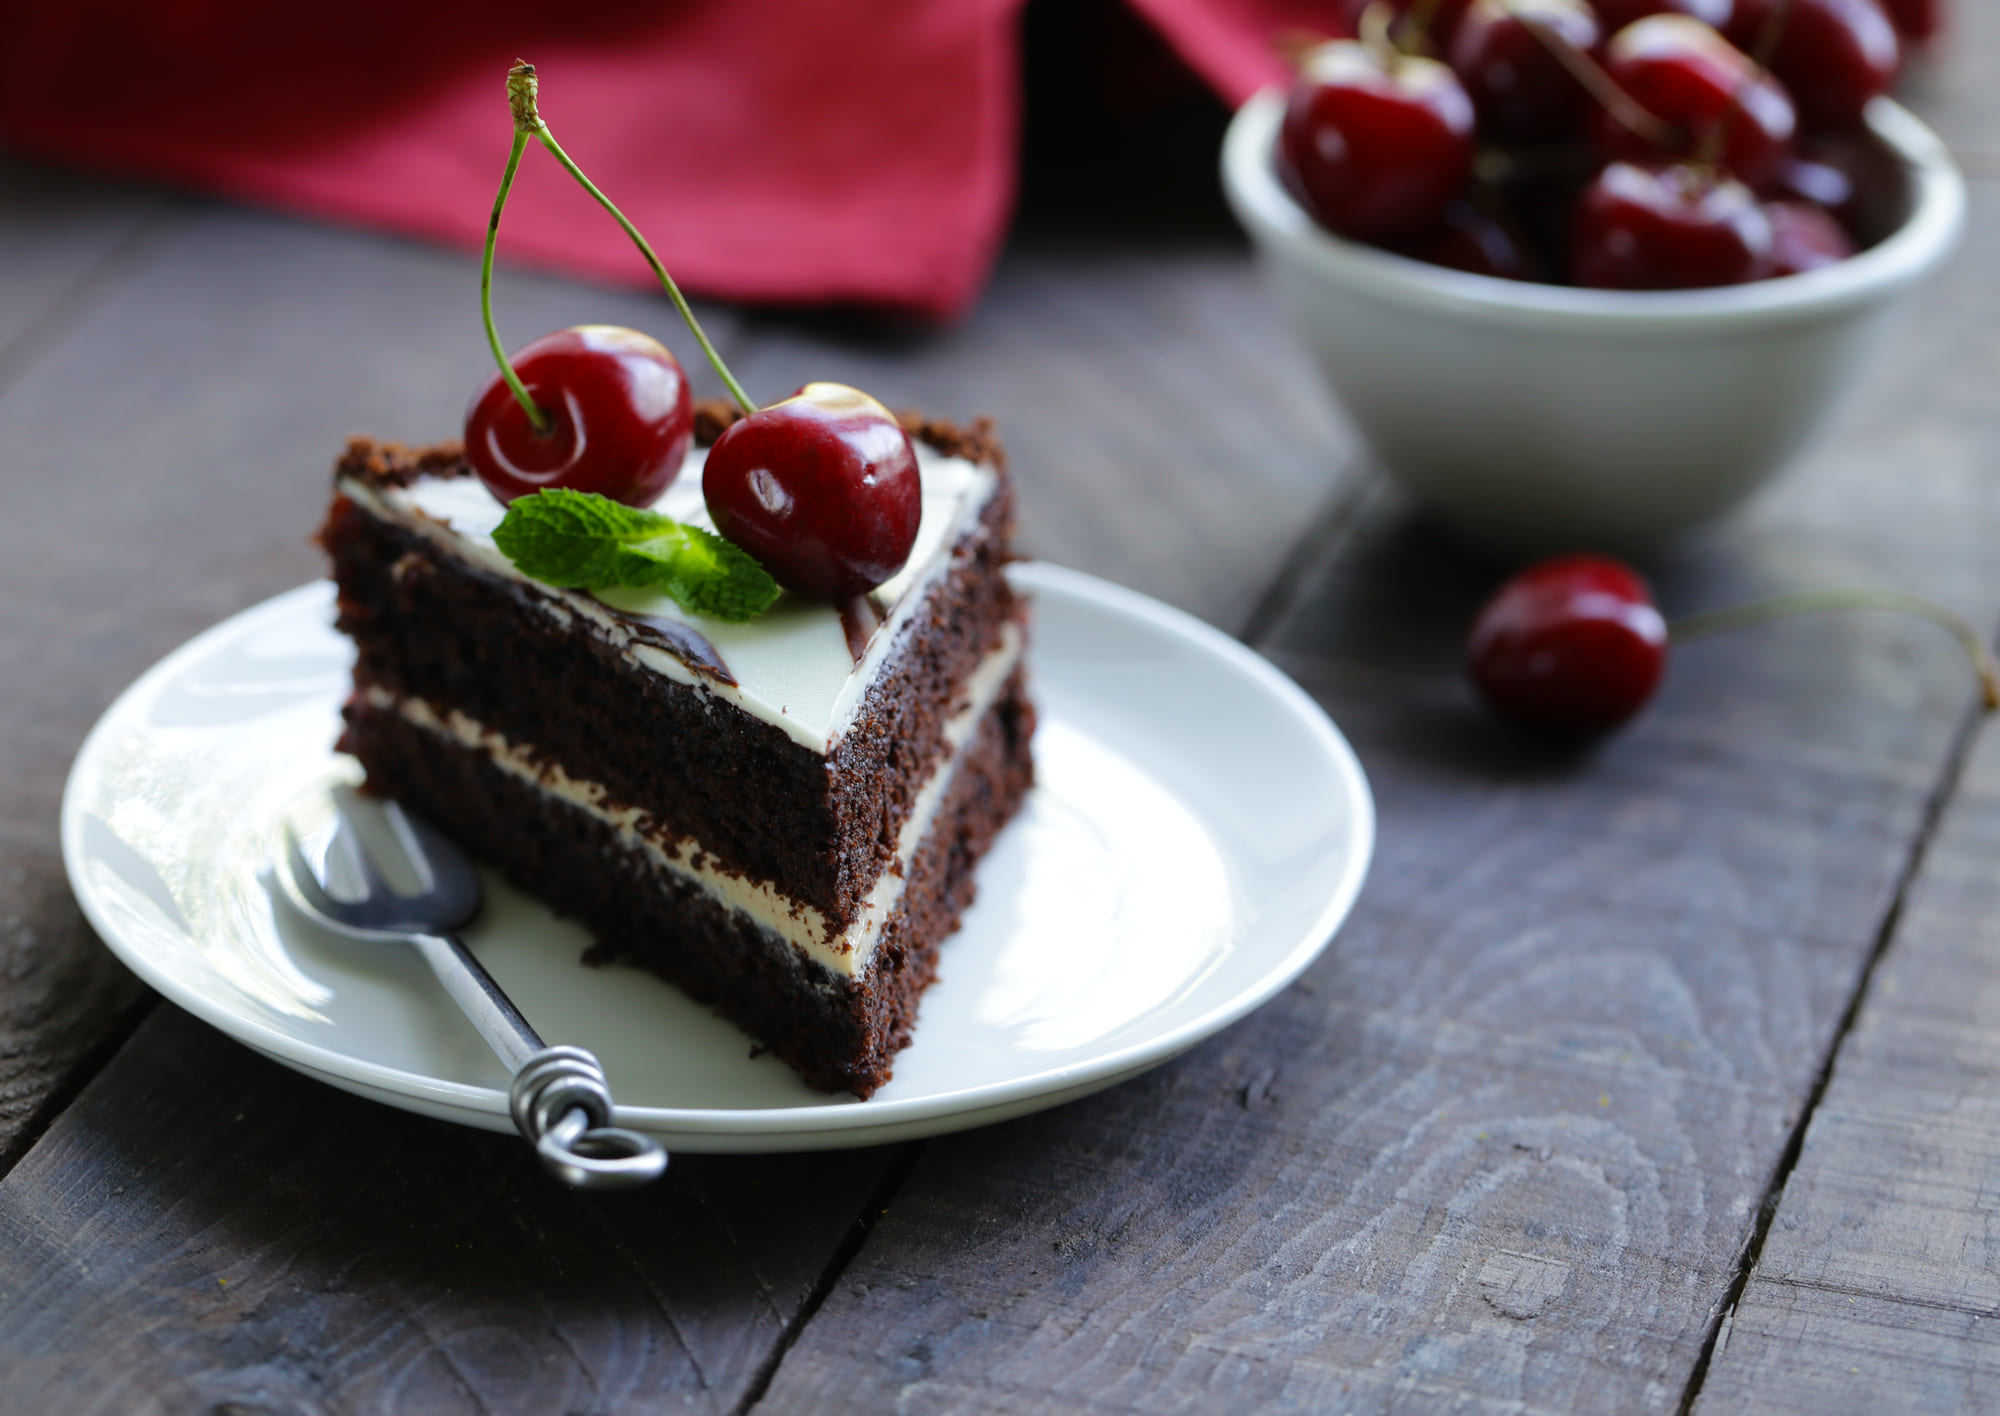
[281,806,668,1192]
[510,1046,667,1190]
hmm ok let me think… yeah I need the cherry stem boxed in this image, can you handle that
[1273,27,1337,67]
[1671,589,2000,710]
[1473,140,1599,186]
[1398,0,1444,54]
[480,126,551,437]
[1359,3,1401,68]
[507,63,756,416]
[1748,0,1795,70]
[1693,0,1792,172]
[1503,2,1681,150]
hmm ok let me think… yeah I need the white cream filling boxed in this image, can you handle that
[339,442,998,755]
[367,623,1023,979]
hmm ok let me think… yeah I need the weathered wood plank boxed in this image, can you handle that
[0,195,752,1171]
[1689,725,2000,1414]
[0,1006,896,1415]
[744,537,1973,1415]
[746,187,2000,1416]
[0,157,165,366]
[0,161,176,1166]
[1699,1290,2000,1415]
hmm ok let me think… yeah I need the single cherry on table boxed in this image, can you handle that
[1278,39,1476,242]
[1467,555,2000,738]
[1466,554,1669,735]
[704,383,922,602]
[465,325,693,507]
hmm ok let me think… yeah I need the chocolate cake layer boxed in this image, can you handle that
[320,445,1020,927]
[342,670,1036,1096]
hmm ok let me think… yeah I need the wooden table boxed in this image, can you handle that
[1,13,1997,1411]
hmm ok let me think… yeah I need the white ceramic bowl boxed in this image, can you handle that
[1222,90,1965,555]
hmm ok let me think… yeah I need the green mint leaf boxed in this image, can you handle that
[492,488,780,622]
[490,488,670,586]
[655,523,783,621]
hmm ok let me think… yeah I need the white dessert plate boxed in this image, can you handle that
[62,563,1373,1153]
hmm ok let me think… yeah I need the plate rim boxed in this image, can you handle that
[63,563,1374,1146]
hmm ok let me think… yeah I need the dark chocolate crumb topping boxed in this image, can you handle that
[334,435,467,489]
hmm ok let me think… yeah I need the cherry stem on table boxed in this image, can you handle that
[507,63,756,416]
[480,127,551,437]
[1671,589,2000,710]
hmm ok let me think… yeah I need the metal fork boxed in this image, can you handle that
[278,792,668,1190]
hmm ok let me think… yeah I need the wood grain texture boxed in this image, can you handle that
[0,160,173,1165]
[746,184,2000,1416]
[1,35,1995,1414]
[746,515,1981,1416]
[0,157,165,367]
[1690,722,2000,1415]
[0,1006,896,1416]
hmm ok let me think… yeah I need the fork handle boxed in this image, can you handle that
[412,931,544,1072]
[411,933,668,1189]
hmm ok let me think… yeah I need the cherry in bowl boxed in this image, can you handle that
[1881,0,1944,44]
[1390,199,1538,279]
[1450,0,1602,143]
[1568,162,1776,290]
[466,325,693,507]
[1595,14,1796,187]
[1572,161,1773,289]
[703,383,922,602]
[1764,199,1858,275]
[1593,0,1734,28]
[1278,39,1476,242]
[1727,0,1900,131]
[1221,82,1964,553]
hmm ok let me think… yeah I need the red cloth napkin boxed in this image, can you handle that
[0,0,1326,320]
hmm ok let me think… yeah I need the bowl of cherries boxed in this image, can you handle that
[1221,0,1964,555]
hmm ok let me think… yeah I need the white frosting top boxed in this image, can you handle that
[342,443,996,755]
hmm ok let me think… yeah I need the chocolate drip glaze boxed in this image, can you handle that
[617,612,738,686]
[838,595,884,667]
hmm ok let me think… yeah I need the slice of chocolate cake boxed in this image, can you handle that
[318,402,1033,1097]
